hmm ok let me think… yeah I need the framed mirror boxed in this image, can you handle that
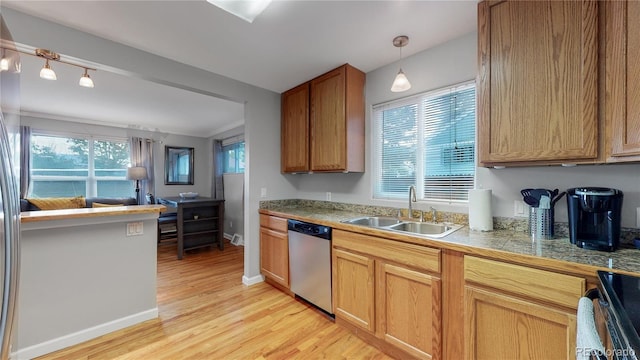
[165,146,194,185]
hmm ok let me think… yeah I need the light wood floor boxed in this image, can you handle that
[36,240,392,359]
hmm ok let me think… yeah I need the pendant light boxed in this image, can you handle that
[390,35,411,93]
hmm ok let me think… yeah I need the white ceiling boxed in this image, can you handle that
[3,0,477,138]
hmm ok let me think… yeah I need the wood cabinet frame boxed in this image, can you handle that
[477,0,599,166]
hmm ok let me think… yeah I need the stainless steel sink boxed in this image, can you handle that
[341,216,462,238]
[387,222,462,238]
[341,216,401,227]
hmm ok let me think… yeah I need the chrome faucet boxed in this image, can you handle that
[430,206,437,222]
[408,185,417,220]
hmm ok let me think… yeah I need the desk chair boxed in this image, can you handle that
[146,194,178,243]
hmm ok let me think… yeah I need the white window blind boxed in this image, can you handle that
[373,81,476,202]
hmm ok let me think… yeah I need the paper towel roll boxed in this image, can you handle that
[469,189,493,231]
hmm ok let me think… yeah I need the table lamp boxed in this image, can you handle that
[127,166,148,205]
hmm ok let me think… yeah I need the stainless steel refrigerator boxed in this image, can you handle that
[0,13,21,360]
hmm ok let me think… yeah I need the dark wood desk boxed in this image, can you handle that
[157,196,225,259]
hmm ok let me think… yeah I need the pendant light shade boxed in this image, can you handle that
[391,68,411,93]
[79,69,94,88]
[40,60,57,80]
[390,35,411,93]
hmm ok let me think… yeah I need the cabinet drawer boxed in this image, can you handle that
[464,256,585,309]
[333,229,440,273]
[259,214,288,233]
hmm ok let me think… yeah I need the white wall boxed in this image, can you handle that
[223,173,244,238]
[3,8,296,282]
[296,31,640,229]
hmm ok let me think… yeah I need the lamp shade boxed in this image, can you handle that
[40,61,57,80]
[79,73,94,88]
[126,166,148,181]
[390,69,411,92]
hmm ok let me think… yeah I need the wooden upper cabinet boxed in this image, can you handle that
[281,83,310,173]
[606,0,640,161]
[477,1,599,166]
[281,64,365,173]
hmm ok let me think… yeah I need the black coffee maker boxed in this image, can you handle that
[567,187,623,252]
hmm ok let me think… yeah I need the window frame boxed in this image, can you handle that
[29,130,132,198]
[222,140,245,174]
[372,80,476,203]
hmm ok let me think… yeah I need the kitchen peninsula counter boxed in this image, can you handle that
[20,204,166,223]
[16,205,164,359]
[259,205,640,276]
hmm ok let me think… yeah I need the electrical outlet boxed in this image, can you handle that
[229,220,233,228]
[326,192,331,201]
[514,200,527,217]
[126,222,144,236]
[260,187,267,198]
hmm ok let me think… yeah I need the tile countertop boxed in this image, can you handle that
[260,206,640,277]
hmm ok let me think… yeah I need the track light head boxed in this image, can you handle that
[40,60,57,80]
[79,69,94,88]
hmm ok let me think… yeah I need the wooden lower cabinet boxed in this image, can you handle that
[259,215,289,288]
[333,248,375,332]
[463,256,584,360]
[378,262,441,360]
[464,286,576,360]
[332,230,441,359]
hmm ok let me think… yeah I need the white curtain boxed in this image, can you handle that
[130,137,154,204]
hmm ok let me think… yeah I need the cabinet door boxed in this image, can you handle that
[333,248,375,333]
[310,66,346,171]
[378,263,441,360]
[281,83,310,172]
[607,0,640,160]
[464,286,576,360]
[259,227,289,288]
[477,1,598,165]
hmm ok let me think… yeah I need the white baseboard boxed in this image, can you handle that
[242,274,264,286]
[224,232,233,240]
[13,308,158,360]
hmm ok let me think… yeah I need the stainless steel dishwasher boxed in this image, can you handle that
[287,219,333,315]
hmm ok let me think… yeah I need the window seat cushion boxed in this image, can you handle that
[21,197,137,212]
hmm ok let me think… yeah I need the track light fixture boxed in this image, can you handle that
[0,46,96,88]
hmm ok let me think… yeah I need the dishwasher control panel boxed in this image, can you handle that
[288,219,331,239]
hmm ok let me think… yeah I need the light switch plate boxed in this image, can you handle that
[126,222,144,236]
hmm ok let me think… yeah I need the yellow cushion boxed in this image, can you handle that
[92,203,124,208]
[27,196,86,210]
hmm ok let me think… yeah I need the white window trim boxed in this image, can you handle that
[30,131,131,198]
[371,80,476,203]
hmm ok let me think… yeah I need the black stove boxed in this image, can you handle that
[598,271,640,359]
